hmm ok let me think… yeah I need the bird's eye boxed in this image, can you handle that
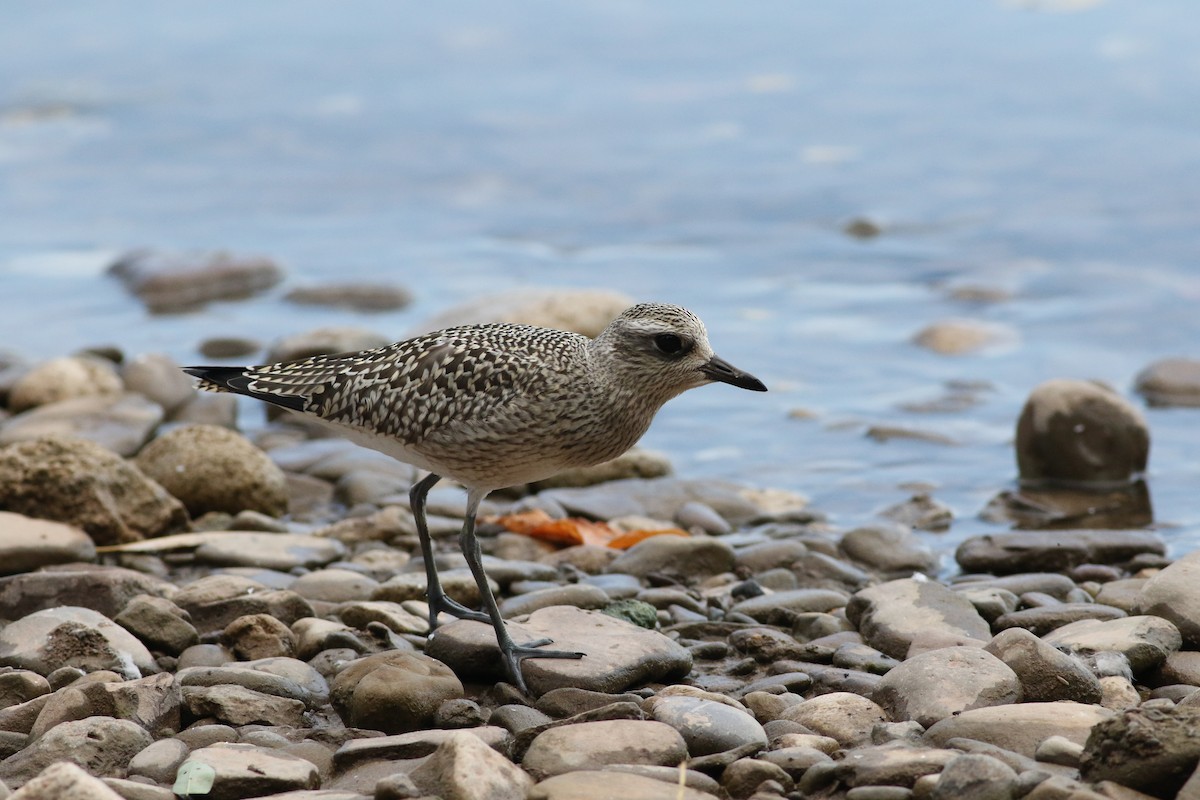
[653,333,686,356]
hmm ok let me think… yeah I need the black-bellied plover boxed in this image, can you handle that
[185,302,766,692]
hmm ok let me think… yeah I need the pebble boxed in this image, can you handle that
[780,692,888,747]
[983,627,1103,703]
[499,584,611,617]
[993,603,1129,636]
[923,702,1114,758]
[930,752,1018,800]
[1079,705,1200,797]
[7,356,123,413]
[1135,550,1200,646]
[1042,615,1182,675]
[957,530,1165,575]
[176,742,318,797]
[410,730,532,799]
[840,523,937,575]
[283,282,413,312]
[529,770,719,800]
[605,534,735,580]
[0,513,96,575]
[0,392,164,457]
[329,651,464,734]
[643,693,767,756]
[0,606,157,678]
[872,646,1021,727]
[0,716,152,786]
[521,719,687,780]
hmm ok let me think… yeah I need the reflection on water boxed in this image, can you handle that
[2,1,1200,559]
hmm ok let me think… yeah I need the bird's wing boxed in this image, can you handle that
[188,325,586,445]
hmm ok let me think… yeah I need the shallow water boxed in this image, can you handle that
[3,1,1200,564]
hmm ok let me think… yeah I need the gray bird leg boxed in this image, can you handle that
[459,487,584,693]
[409,473,490,628]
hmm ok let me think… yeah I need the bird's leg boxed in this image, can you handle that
[458,488,585,693]
[409,472,490,628]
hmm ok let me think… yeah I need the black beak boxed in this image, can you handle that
[700,355,767,392]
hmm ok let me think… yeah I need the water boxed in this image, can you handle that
[3,1,1200,564]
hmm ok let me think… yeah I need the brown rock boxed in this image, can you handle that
[0,437,187,545]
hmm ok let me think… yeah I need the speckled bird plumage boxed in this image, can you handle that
[184,301,765,693]
[187,303,760,490]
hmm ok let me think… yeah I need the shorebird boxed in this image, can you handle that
[185,302,766,692]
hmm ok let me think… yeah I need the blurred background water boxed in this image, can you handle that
[3,1,1199,564]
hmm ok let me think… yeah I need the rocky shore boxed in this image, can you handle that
[0,270,1199,799]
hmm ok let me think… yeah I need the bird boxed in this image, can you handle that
[184,302,766,693]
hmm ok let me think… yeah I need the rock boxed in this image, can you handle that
[127,738,189,784]
[984,628,1103,703]
[499,584,611,618]
[7,357,122,413]
[0,513,96,575]
[409,731,533,800]
[993,603,1128,636]
[193,532,346,571]
[0,716,152,786]
[113,595,199,656]
[222,614,296,660]
[172,575,314,633]
[183,684,306,727]
[0,437,187,545]
[522,719,687,780]
[930,753,1019,800]
[414,289,634,338]
[136,425,288,517]
[176,742,319,800]
[924,702,1114,758]
[289,569,380,603]
[873,646,1022,727]
[643,694,767,756]
[1043,616,1182,675]
[729,589,849,621]
[0,672,50,709]
[107,249,284,313]
[427,606,692,695]
[265,327,391,365]
[284,282,413,312]
[720,757,793,797]
[0,565,175,620]
[373,569,489,609]
[332,727,510,768]
[528,449,674,491]
[121,353,196,414]
[1136,551,1200,647]
[779,692,888,747]
[0,606,157,678]
[529,770,718,800]
[846,578,991,660]
[330,651,464,734]
[834,743,957,789]
[840,523,937,575]
[0,394,163,456]
[912,319,1014,355]
[29,672,180,740]
[1036,734,1084,767]
[338,601,429,636]
[879,493,954,533]
[1015,379,1149,485]
[1080,706,1200,798]
[956,530,1165,575]
[606,535,735,581]
[7,761,125,799]
[1135,357,1200,408]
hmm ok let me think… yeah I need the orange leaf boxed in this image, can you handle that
[489,509,555,535]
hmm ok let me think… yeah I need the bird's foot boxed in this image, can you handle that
[501,639,586,694]
[427,594,492,628]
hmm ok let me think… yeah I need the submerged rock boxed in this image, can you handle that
[107,249,284,314]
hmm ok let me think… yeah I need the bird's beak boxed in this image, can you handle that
[700,355,767,392]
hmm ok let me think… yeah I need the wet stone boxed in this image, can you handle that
[284,282,413,312]
[605,534,735,580]
[930,752,1019,800]
[192,532,346,571]
[1135,550,1200,647]
[1134,357,1200,407]
[499,584,611,617]
[956,530,1164,575]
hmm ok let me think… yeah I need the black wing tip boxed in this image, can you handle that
[183,365,308,413]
